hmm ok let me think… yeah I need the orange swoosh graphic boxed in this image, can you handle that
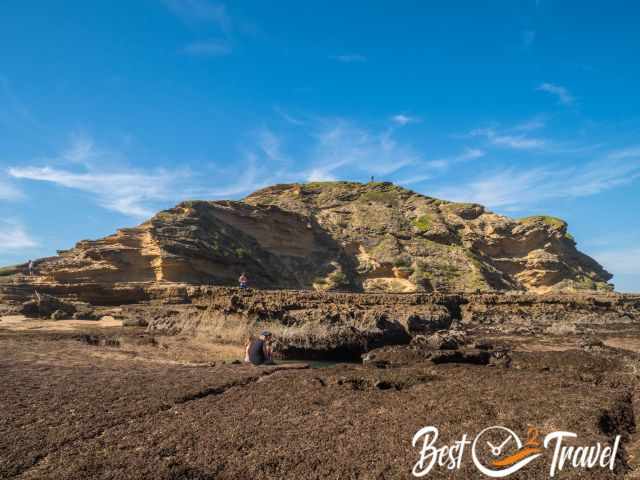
[491,446,542,468]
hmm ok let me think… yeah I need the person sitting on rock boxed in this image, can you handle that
[244,331,274,365]
[238,272,248,289]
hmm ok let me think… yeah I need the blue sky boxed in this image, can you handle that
[1,1,639,291]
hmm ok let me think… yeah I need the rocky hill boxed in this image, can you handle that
[16,181,612,293]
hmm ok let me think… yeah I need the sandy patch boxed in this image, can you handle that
[603,336,640,353]
[0,315,123,332]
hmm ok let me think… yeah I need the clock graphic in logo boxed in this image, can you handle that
[471,426,543,478]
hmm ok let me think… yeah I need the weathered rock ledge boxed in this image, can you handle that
[2,280,638,360]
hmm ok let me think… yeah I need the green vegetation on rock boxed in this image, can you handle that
[329,270,348,286]
[0,265,20,277]
[235,247,249,258]
[314,269,349,291]
[409,261,431,290]
[370,236,401,264]
[393,256,411,268]
[519,215,567,230]
[555,276,613,292]
[412,215,431,232]
[305,181,359,190]
[360,190,398,204]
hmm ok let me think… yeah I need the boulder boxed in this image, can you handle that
[579,337,605,350]
[50,309,69,321]
[413,330,467,350]
[122,316,149,327]
[430,348,491,365]
[20,294,76,319]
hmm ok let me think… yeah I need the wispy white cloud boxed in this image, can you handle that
[9,165,182,218]
[592,248,640,276]
[60,133,98,165]
[395,174,432,187]
[164,0,230,31]
[0,220,37,251]
[395,148,485,186]
[0,177,23,201]
[426,147,485,169]
[537,82,575,106]
[10,120,421,217]
[8,135,272,217]
[201,153,267,197]
[274,106,305,126]
[470,127,546,150]
[452,147,485,162]
[306,167,337,182]
[183,40,232,56]
[305,121,420,180]
[391,114,420,126]
[607,146,640,160]
[330,54,367,63]
[432,147,640,209]
[164,1,237,57]
[258,129,285,162]
[513,116,546,132]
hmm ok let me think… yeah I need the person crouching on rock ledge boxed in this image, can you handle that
[244,331,274,365]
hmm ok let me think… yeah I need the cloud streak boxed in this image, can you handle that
[306,121,421,180]
[429,147,485,168]
[0,178,23,201]
[330,54,367,63]
[258,129,286,162]
[9,165,181,218]
[537,82,575,106]
[432,147,640,209]
[164,0,230,31]
[470,127,546,150]
[8,135,273,218]
[391,114,420,126]
[0,220,37,251]
[183,40,232,56]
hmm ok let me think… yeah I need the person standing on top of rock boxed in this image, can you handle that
[27,260,34,276]
[244,331,274,365]
[238,272,248,289]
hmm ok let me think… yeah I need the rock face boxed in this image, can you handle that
[20,293,76,319]
[1,282,638,359]
[24,181,613,293]
[139,287,638,360]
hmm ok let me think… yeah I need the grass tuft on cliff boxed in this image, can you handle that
[412,215,431,232]
[519,215,568,230]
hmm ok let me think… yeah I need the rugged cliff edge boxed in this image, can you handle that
[1,181,613,293]
[2,281,637,360]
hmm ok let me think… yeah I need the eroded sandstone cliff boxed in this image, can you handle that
[10,181,613,293]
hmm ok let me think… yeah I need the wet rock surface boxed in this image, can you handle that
[2,285,639,359]
[1,326,639,479]
[1,286,639,478]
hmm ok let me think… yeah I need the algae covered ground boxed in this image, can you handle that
[1,318,640,480]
